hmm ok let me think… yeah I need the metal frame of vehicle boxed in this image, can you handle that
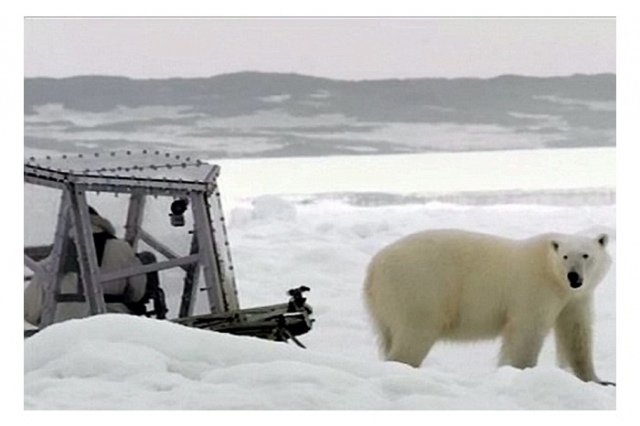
[24,152,312,343]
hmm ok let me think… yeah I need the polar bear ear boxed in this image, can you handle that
[551,241,559,251]
[597,234,609,248]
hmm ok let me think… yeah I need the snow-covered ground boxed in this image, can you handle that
[23,148,617,410]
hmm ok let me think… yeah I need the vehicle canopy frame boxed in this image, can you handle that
[24,151,313,344]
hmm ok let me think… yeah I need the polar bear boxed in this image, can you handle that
[363,229,614,385]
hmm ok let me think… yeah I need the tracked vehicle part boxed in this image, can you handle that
[173,287,313,346]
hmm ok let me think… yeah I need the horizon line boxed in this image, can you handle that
[23,70,617,82]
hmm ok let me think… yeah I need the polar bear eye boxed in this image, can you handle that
[563,255,568,260]
[583,254,589,259]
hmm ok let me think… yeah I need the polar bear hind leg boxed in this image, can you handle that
[385,321,439,368]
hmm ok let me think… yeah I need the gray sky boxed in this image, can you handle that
[24,18,615,80]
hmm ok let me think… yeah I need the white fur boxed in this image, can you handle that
[363,229,612,384]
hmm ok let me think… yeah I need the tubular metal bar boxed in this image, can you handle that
[25,165,216,195]
[68,185,106,315]
[179,233,201,318]
[190,192,226,313]
[100,254,200,284]
[209,186,240,311]
[39,189,73,328]
[24,254,44,275]
[124,191,146,251]
[203,164,221,183]
[138,229,183,264]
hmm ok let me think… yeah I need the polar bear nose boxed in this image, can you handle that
[567,271,583,288]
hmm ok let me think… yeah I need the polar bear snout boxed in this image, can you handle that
[568,271,583,288]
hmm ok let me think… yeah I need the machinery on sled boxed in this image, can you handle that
[23,151,313,346]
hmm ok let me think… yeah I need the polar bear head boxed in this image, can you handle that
[550,234,612,292]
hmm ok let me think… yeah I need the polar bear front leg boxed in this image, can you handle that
[554,297,614,385]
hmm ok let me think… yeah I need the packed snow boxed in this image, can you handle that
[23,149,617,410]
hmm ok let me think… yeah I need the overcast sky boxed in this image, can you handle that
[24,17,615,80]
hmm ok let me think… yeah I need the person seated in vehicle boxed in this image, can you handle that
[24,207,147,327]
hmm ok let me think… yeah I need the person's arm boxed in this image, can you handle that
[24,276,43,326]
[104,239,147,302]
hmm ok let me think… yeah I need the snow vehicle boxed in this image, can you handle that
[24,151,314,346]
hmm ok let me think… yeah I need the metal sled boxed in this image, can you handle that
[23,151,313,345]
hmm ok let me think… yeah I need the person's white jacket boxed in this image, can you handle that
[24,213,146,327]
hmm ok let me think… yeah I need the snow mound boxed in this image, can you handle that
[24,315,615,410]
[250,195,297,221]
[230,195,297,227]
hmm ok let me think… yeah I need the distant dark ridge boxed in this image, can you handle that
[24,70,615,83]
[24,72,615,131]
[24,72,342,114]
